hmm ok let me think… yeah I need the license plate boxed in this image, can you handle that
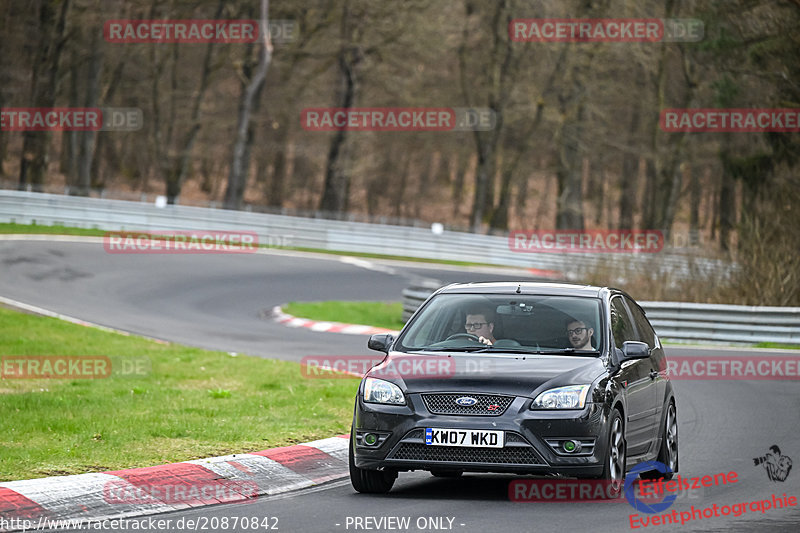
[425,428,504,448]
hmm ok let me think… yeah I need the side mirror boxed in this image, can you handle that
[621,341,650,360]
[368,333,394,354]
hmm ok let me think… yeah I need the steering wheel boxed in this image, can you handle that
[445,333,481,342]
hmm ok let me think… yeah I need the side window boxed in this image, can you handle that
[626,298,656,348]
[610,297,634,349]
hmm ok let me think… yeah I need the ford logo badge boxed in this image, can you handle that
[455,396,478,407]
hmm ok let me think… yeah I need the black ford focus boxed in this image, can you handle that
[349,282,678,494]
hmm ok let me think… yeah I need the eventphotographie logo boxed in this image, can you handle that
[754,445,793,482]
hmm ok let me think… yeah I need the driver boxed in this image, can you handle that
[464,306,497,345]
[566,317,594,350]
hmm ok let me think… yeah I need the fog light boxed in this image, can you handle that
[364,433,378,446]
[562,440,581,453]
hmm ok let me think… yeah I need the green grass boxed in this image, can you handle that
[754,342,800,350]
[0,222,106,236]
[286,246,501,268]
[0,222,505,268]
[285,301,405,331]
[0,306,359,482]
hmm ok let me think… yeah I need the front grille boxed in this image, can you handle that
[389,443,542,465]
[422,393,514,416]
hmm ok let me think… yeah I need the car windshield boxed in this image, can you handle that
[395,293,604,355]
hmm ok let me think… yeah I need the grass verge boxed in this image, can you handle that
[284,301,405,331]
[754,342,800,350]
[0,306,359,482]
[0,222,106,237]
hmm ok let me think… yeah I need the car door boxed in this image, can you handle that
[610,296,656,458]
[625,296,664,452]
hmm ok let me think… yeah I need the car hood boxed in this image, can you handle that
[366,351,607,398]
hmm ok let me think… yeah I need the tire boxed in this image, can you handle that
[349,431,397,493]
[430,469,463,478]
[597,409,626,498]
[655,402,678,480]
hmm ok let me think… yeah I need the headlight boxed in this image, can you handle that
[363,377,405,405]
[531,385,590,409]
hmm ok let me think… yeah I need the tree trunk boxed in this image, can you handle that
[266,125,290,207]
[451,153,467,218]
[689,163,700,245]
[645,0,693,235]
[555,104,585,230]
[18,0,71,191]
[318,15,361,214]
[76,26,103,197]
[224,0,273,210]
[719,144,737,253]
[459,0,512,232]
[166,0,222,204]
[619,102,641,230]
[490,162,514,231]
[63,60,81,190]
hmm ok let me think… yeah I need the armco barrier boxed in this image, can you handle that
[0,190,792,345]
[401,284,800,346]
[0,190,730,281]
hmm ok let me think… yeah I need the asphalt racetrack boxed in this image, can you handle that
[1,238,799,533]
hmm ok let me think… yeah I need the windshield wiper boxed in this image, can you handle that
[532,348,601,355]
[408,346,489,352]
[470,346,542,354]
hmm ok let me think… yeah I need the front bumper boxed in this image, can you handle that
[353,392,612,477]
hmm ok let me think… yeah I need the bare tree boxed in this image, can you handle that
[224,0,273,210]
[18,0,72,191]
[165,0,223,204]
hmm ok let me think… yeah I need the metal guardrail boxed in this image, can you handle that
[0,190,793,345]
[1,190,730,281]
[401,284,800,346]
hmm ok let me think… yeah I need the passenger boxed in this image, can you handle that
[566,318,594,350]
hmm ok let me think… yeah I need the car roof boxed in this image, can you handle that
[436,281,607,298]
